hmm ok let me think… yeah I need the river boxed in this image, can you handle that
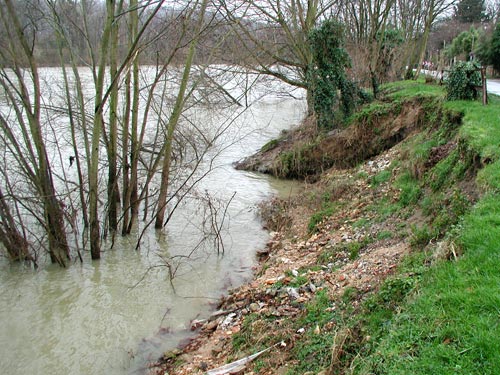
[0,68,306,374]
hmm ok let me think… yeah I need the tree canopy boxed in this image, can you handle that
[455,0,488,23]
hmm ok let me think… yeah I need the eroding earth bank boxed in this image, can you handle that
[149,88,481,375]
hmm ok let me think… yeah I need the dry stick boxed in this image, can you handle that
[329,328,351,374]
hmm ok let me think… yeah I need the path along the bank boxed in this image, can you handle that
[487,79,500,95]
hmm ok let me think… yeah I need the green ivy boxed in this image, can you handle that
[308,20,355,129]
[445,61,482,101]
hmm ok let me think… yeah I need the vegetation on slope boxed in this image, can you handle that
[348,83,500,375]
[237,80,500,374]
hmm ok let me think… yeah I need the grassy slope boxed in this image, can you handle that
[351,83,500,374]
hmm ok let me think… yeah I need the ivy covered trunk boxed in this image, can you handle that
[307,20,354,130]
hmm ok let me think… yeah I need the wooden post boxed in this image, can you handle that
[481,66,488,105]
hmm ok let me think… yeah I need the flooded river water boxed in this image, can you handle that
[0,70,305,374]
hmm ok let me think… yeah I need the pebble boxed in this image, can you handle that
[286,287,300,300]
[265,288,278,297]
[204,320,218,331]
[162,348,182,360]
[221,313,236,329]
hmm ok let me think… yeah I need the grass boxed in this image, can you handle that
[447,95,500,162]
[382,79,446,100]
[369,169,392,187]
[353,198,500,374]
[233,83,500,375]
[347,88,500,374]
[287,290,339,375]
[395,171,421,207]
[308,201,338,233]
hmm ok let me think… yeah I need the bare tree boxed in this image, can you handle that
[0,0,70,266]
[0,0,285,267]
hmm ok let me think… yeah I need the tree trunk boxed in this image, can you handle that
[0,188,33,263]
[122,0,140,235]
[107,0,122,233]
[4,0,70,266]
[89,0,115,259]
[413,6,434,80]
[155,0,209,229]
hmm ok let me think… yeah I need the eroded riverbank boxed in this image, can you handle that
[150,145,412,375]
[151,82,487,374]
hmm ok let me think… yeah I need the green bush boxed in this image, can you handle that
[445,61,481,101]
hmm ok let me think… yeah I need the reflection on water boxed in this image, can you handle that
[0,90,305,374]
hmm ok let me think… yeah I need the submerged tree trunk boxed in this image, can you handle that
[107,0,124,234]
[155,0,209,229]
[3,0,70,266]
[0,189,33,264]
[89,0,115,259]
[122,0,140,235]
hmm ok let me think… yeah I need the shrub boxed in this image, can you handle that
[445,61,481,101]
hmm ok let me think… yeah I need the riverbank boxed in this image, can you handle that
[150,80,500,374]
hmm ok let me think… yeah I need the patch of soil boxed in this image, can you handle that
[425,141,457,169]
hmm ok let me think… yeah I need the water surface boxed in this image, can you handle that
[0,80,305,374]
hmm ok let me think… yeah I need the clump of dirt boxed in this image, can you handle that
[233,115,318,176]
[425,141,457,169]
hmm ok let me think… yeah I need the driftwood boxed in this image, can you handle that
[208,307,240,322]
[206,342,284,375]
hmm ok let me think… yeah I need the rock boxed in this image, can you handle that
[190,319,206,331]
[212,342,224,355]
[221,313,236,329]
[296,327,305,334]
[291,269,299,277]
[256,248,270,257]
[199,361,208,371]
[286,287,300,300]
[162,348,182,360]
[249,303,260,312]
[308,283,317,293]
[265,288,278,297]
[204,320,219,331]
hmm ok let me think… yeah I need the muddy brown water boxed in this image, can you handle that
[0,68,305,375]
